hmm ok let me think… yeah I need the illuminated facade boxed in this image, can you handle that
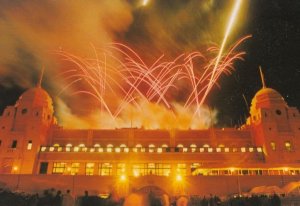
[0,75,299,195]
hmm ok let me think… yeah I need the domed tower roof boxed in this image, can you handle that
[250,67,286,114]
[15,68,54,113]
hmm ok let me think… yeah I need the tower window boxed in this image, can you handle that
[276,109,282,115]
[21,108,28,115]
[270,142,276,151]
[27,140,32,150]
[11,140,17,148]
[285,141,292,151]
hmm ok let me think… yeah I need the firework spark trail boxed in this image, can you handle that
[57,35,249,128]
[199,0,243,109]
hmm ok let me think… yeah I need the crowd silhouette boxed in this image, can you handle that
[0,187,283,206]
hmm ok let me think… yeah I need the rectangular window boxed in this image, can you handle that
[27,140,32,150]
[270,142,276,151]
[117,163,126,176]
[177,164,187,176]
[285,141,292,151]
[71,163,80,175]
[156,163,171,176]
[52,162,66,174]
[11,140,17,148]
[86,163,95,175]
[99,163,112,176]
[39,162,48,174]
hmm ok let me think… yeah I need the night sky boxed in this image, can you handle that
[0,0,299,128]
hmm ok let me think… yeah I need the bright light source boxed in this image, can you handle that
[230,167,235,172]
[120,174,126,181]
[13,166,18,171]
[142,0,149,6]
[133,170,140,177]
[176,174,182,181]
[284,167,289,172]
[67,167,71,172]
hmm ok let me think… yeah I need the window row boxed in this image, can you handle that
[46,162,300,177]
[270,141,293,151]
[41,146,263,153]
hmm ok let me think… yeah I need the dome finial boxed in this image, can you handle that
[259,66,266,89]
[37,66,44,88]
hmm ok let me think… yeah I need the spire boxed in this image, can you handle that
[37,67,44,88]
[259,66,266,88]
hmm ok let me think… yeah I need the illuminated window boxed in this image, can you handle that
[27,140,32,150]
[161,144,168,148]
[90,148,95,152]
[216,148,221,152]
[98,148,104,152]
[49,147,55,152]
[120,144,127,148]
[57,147,62,152]
[52,162,66,174]
[79,143,85,147]
[270,142,276,151]
[86,163,95,175]
[141,148,146,152]
[117,163,126,176]
[70,163,80,175]
[177,144,184,148]
[177,164,186,176]
[208,148,213,152]
[190,144,197,148]
[41,146,47,152]
[107,148,112,152]
[99,163,112,176]
[183,147,188,152]
[115,147,121,153]
[53,143,60,147]
[124,148,129,153]
[73,147,79,152]
[66,143,72,147]
[157,148,162,153]
[225,148,229,152]
[257,147,263,152]
[241,147,246,152]
[191,163,201,175]
[136,144,142,148]
[107,144,113,148]
[285,141,292,151]
[94,144,100,147]
[156,163,171,176]
[203,144,210,148]
[199,148,204,152]
[249,147,254,152]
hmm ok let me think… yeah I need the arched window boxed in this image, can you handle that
[135,144,142,148]
[120,144,127,148]
[66,143,72,147]
[107,144,113,148]
[161,144,168,148]
[94,144,100,147]
[53,143,60,147]
[190,144,197,148]
[149,144,155,148]
[203,144,210,148]
[285,141,292,151]
[78,143,85,147]
[177,144,184,148]
[270,142,276,151]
